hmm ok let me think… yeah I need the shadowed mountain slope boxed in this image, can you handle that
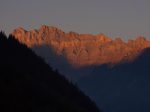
[77,48,150,112]
[0,32,100,112]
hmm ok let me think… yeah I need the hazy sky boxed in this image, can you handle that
[1,0,150,40]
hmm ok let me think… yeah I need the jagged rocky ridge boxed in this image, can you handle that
[12,25,150,68]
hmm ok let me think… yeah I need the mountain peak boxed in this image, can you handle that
[96,33,112,42]
[15,27,26,31]
[39,25,64,33]
[136,36,147,42]
[13,27,26,34]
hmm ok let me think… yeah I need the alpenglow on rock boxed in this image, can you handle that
[12,25,150,68]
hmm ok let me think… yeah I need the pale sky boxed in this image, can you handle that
[0,0,150,40]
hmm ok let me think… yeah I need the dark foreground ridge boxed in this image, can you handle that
[0,32,100,112]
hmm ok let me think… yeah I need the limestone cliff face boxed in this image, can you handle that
[12,25,150,67]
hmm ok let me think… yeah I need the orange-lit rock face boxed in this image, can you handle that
[12,25,150,68]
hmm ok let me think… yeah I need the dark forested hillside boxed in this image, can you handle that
[0,32,100,112]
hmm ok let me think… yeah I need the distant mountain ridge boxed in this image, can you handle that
[12,25,150,68]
